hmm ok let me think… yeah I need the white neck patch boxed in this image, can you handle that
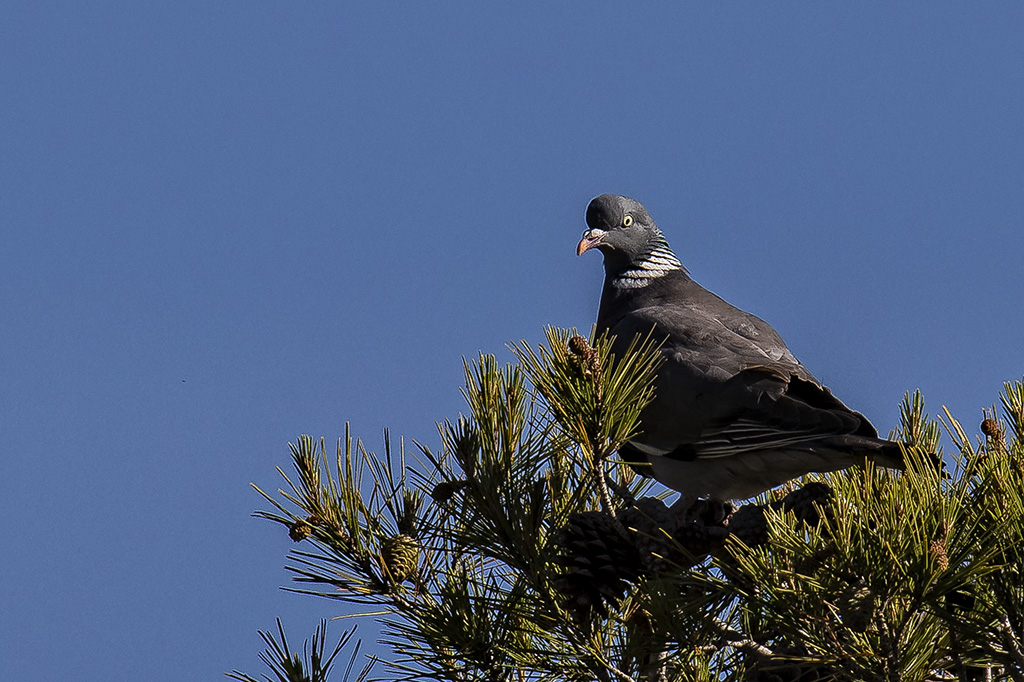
[612,242,682,289]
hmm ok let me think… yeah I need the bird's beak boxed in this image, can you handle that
[576,229,606,256]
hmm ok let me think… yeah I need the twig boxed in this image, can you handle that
[999,615,1024,681]
[601,660,640,682]
[646,650,668,682]
[710,618,774,660]
[876,599,902,682]
[591,449,633,543]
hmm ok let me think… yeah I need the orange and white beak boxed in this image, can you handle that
[576,229,606,256]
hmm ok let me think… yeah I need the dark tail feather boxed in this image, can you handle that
[874,440,907,470]
[822,435,904,469]
[825,434,944,475]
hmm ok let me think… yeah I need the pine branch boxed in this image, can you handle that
[243,331,1024,681]
[226,620,372,682]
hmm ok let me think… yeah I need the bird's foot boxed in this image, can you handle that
[671,497,736,526]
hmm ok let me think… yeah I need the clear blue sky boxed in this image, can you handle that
[2,3,1022,680]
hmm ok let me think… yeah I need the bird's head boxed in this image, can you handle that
[577,194,662,271]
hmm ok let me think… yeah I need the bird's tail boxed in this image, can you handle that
[871,440,907,470]
[826,434,942,474]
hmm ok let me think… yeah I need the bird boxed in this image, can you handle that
[577,193,904,511]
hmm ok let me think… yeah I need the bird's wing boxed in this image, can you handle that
[605,291,875,458]
[669,370,878,460]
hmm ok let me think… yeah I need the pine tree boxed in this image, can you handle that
[232,328,1024,682]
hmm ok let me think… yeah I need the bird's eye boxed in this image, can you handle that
[622,215,634,227]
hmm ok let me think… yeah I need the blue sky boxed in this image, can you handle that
[2,3,1022,680]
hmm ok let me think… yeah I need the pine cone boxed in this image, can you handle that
[620,498,679,573]
[929,539,949,571]
[552,511,644,619]
[981,417,1006,456]
[288,519,313,542]
[672,522,719,558]
[717,484,834,565]
[778,482,833,526]
[381,534,419,583]
[981,417,1003,440]
[567,335,591,356]
[551,484,834,619]
[553,498,697,618]
[567,335,601,380]
[431,479,468,503]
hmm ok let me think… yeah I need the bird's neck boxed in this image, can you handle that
[607,232,684,289]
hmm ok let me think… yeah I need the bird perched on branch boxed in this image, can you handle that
[577,193,904,511]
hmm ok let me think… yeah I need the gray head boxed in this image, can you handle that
[577,194,682,286]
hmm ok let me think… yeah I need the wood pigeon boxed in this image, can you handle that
[578,193,903,509]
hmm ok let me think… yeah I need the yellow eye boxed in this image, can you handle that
[622,215,634,227]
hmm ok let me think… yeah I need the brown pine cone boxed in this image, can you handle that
[288,519,313,542]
